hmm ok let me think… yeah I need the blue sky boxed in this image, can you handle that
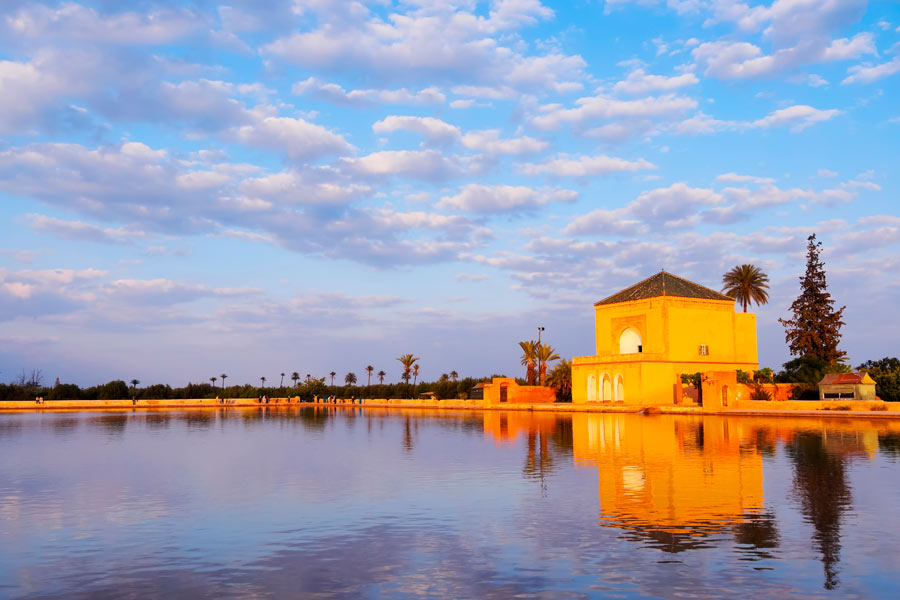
[0,0,898,386]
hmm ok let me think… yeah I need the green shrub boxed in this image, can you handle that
[750,384,773,401]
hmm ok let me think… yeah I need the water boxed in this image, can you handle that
[2,408,900,599]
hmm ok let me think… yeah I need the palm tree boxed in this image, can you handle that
[397,354,419,397]
[279,372,285,387]
[377,370,386,384]
[306,373,311,384]
[450,370,458,382]
[220,373,227,390]
[210,376,217,387]
[130,379,140,394]
[330,371,336,386]
[536,344,561,386]
[519,340,537,385]
[412,364,420,387]
[546,359,572,401]
[345,372,357,385]
[722,264,770,313]
[291,372,300,387]
[260,376,267,388]
[366,365,374,386]
[397,354,419,383]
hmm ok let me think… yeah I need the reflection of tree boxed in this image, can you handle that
[144,413,171,430]
[751,427,777,457]
[787,432,851,590]
[184,411,215,430]
[91,414,128,436]
[298,406,329,431]
[548,417,573,459]
[878,433,900,460]
[734,512,779,559]
[402,415,414,452]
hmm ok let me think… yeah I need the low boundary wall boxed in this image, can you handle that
[2,397,899,418]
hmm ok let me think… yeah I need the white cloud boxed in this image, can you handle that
[818,169,839,177]
[564,208,645,236]
[292,77,446,107]
[751,104,842,131]
[0,53,91,134]
[437,184,576,213]
[517,154,657,176]
[105,278,258,305]
[530,93,697,130]
[693,32,876,80]
[626,182,724,228]
[27,214,144,244]
[450,85,516,99]
[226,114,354,161]
[340,149,468,180]
[716,173,776,184]
[669,112,735,135]
[460,130,548,154]
[842,56,900,84]
[5,3,203,45]
[706,0,868,46]
[613,68,699,95]
[806,74,828,87]
[822,33,877,61]
[372,116,461,145]
[237,170,371,206]
[450,99,479,109]
[262,2,583,93]
[455,273,490,282]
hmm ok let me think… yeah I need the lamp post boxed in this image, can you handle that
[537,326,545,385]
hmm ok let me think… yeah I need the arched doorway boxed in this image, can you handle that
[619,328,643,354]
[602,373,612,402]
[614,374,625,403]
[587,374,597,402]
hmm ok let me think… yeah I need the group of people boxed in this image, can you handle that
[317,396,364,404]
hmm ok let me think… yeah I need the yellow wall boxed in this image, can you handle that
[573,296,758,405]
[482,378,557,404]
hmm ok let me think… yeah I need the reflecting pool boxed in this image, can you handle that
[2,408,900,598]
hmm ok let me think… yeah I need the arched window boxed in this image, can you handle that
[619,328,643,354]
[615,374,625,403]
[601,374,612,402]
[587,374,597,402]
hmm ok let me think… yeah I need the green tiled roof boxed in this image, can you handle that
[595,271,734,306]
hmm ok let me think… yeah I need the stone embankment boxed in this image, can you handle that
[2,396,900,418]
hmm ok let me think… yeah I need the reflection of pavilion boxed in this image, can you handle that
[572,414,769,551]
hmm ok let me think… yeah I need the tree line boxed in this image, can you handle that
[0,375,500,403]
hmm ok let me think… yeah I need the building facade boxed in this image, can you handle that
[818,372,878,401]
[572,272,759,405]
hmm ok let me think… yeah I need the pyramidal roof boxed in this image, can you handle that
[595,271,734,306]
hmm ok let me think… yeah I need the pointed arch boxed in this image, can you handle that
[601,373,612,402]
[614,374,625,403]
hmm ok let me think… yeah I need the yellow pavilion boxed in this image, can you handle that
[571,271,759,405]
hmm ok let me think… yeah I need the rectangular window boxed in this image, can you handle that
[698,345,709,356]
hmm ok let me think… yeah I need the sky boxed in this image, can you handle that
[0,0,898,387]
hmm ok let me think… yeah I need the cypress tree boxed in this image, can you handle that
[778,234,846,363]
